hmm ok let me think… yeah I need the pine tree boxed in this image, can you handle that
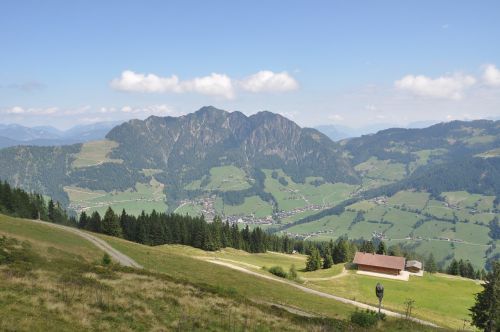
[470,262,500,331]
[425,253,437,273]
[376,241,387,255]
[323,253,333,269]
[360,240,375,253]
[88,211,102,233]
[306,247,322,271]
[48,199,55,222]
[78,211,89,229]
[102,207,122,237]
[332,238,349,264]
[447,259,459,275]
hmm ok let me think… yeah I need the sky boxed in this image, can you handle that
[1,0,500,129]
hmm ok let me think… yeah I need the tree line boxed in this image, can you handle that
[0,180,75,226]
[77,207,308,254]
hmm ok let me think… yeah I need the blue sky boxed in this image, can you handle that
[1,0,499,129]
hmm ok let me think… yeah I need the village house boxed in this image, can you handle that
[353,252,406,276]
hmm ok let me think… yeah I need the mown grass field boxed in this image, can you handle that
[263,169,356,211]
[309,271,481,330]
[71,139,122,168]
[354,157,407,182]
[65,179,167,216]
[215,195,273,218]
[185,165,253,191]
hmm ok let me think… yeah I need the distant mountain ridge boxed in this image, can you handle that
[0,121,121,148]
[315,121,440,141]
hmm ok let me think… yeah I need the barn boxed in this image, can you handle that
[353,252,406,276]
[406,260,423,273]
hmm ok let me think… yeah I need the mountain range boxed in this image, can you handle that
[0,122,121,148]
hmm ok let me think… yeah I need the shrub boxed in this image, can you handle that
[288,264,298,280]
[101,253,112,266]
[350,309,382,327]
[268,266,288,278]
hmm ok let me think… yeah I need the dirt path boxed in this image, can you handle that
[302,267,349,281]
[29,219,143,268]
[207,259,439,328]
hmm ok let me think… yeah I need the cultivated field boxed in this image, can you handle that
[72,140,122,168]
[65,179,167,216]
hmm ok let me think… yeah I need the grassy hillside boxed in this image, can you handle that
[95,234,477,329]
[1,214,440,331]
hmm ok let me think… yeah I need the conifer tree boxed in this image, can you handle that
[102,207,122,237]
[306,247,322,271]
[470,262,500,331]
[376,241,387,255]
[78,211,89,229]
[425,253,437,273]
[323,252,333,269]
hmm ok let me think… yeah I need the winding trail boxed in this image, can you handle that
[29,219,143,268]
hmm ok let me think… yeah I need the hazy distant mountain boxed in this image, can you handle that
[315,121,441,141]
[0,121,121,147]
[0,124,63,141]
[315,123,398,140]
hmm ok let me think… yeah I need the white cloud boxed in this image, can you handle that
[395,73,476,100]
[111,70,233,99]
[239,70,298,93]
[483,64,500,86]
[110,70,180,93]
[110,70,298,99]
[120,104,174,116]
[181,73,234,99]
[3,106,59,115]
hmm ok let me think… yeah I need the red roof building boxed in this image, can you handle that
[353,252,406,275]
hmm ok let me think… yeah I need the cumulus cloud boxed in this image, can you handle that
[181,73,234,99]
[483,64,500,86]
[395,73,476,100]
[110,70,181,93]
[239,70,298,93]
[110,70,298,99]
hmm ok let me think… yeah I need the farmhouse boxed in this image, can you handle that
[353,252,406,276]
[406,260,423,273]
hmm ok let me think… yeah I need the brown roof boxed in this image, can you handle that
[353,252,406,270]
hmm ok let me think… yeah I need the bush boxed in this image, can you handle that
[288,264,298,280]
[268,266,288,278]
[101,253,112,266]
[350,309,382,327]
